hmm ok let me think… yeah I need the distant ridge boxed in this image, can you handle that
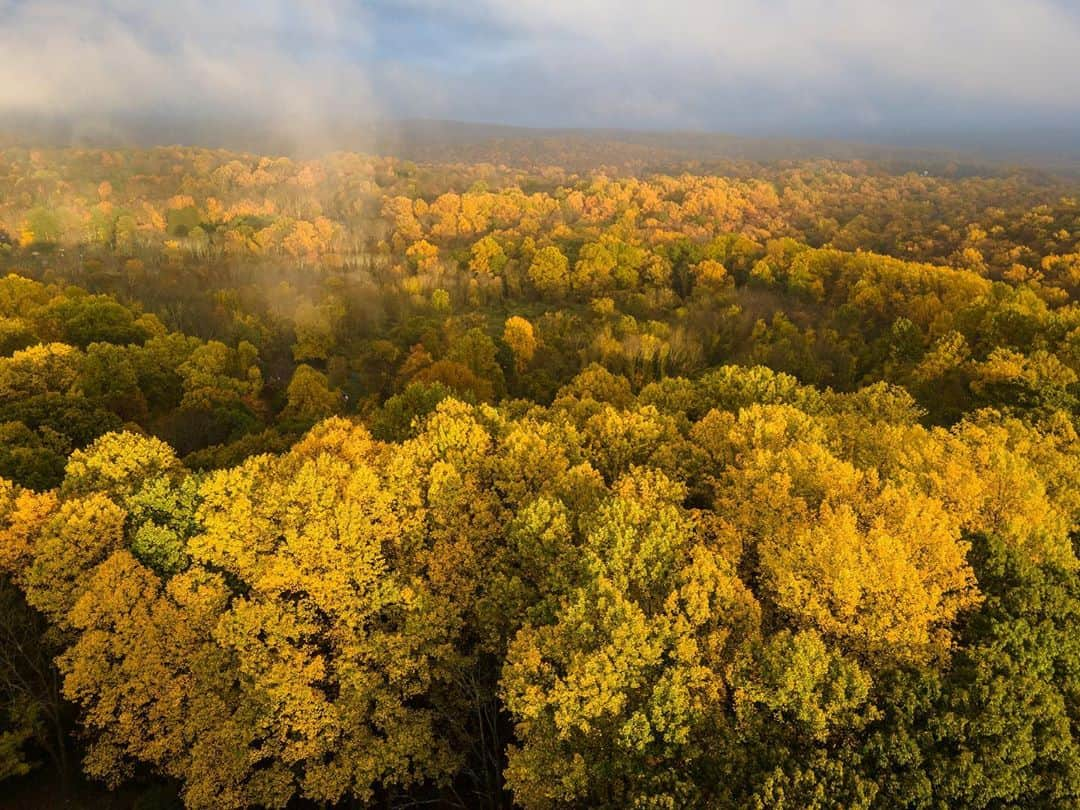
[1,115,1077,176]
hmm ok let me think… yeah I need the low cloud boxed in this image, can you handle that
[380,0,1080,134]
[0,0,378,144]
[1,0,1077,143]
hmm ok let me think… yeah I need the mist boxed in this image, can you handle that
[1,0,1078,156]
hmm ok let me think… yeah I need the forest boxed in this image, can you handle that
[1,141,1080,809]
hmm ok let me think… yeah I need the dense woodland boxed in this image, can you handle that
[1,142,1080,808]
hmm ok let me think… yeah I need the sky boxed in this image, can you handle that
[1,0,1079,147]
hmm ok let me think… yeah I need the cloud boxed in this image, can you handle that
[0,0,379,143]
[0,0,1077,141]
[375,0,1080,134]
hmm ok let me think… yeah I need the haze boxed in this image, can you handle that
[1,0,1078,154]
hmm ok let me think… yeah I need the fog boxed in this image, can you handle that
[1,0,1077,153]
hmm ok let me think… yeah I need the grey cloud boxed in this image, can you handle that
[0,0,378,143]
[0,0,1077,145]
[385,0,1080,135]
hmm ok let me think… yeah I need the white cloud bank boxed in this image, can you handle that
[0,0,378,140]
[1,0,1078,137]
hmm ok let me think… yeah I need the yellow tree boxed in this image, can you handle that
[0,343,84,402]
[19,495,126,629]
[502,316,537,374]
[0,479,57,580]
[55,419,462,808]
[59,553,247,804]
[705,404,980,662]
[282,365,342,422]
[61,431,181,500]
[759,487,979,661]
[469,235,508,276]
[188,419,458,805]
[405,239,440,273]
[528,246,570,297]
[502,469,760,809]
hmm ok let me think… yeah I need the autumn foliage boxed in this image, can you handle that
[0,143,1079,808]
